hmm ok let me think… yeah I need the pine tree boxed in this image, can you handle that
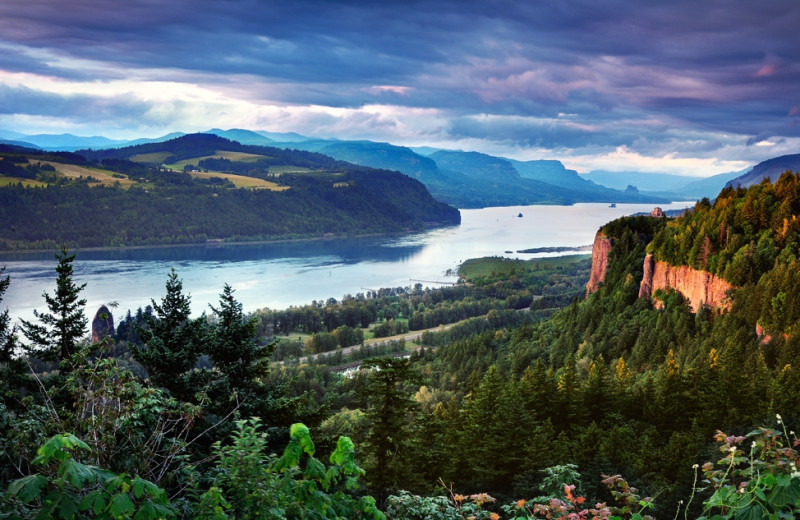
[460,365,526,491]
[20,247,87,369]
[130,268,208,401]
[207,284,275,416]
[0,267,29,404]
[360,357,420,497]
[0,267,16,362]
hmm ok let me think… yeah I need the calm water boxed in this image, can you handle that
[0,202,693,324]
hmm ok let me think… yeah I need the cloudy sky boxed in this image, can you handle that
[1,0,799,176]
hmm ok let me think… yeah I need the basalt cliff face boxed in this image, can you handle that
[585,232,613,294]
[638,254,734,312]
[586,231,734,312]
[91,305,115,342]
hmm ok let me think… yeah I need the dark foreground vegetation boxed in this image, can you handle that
[3,174,800,519]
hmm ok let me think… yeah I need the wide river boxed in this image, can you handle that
[0,202,693,324]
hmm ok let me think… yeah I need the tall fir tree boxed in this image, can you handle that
[130,268,209,401]
[207,284,275,417]
[360,357,420,497]
[0,267,29,405]
[0,267,17,363]
[19,247,87,370]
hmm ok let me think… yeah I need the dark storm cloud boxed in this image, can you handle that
[1,0,799,163]
[0,84,158,124]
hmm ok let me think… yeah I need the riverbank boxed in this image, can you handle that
[0,227,457,258]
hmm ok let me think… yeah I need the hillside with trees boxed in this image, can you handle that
[0,135,460,251]
[293,139,668,208]
[2,173,800,519]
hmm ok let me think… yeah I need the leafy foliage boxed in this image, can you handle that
[2,433,176,520]
[192,418,384,520]
[698,421,800,520]
[5,172,800,518]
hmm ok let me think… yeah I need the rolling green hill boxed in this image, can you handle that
[0,134,459,250]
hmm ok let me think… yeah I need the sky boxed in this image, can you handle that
[1,0,799,177]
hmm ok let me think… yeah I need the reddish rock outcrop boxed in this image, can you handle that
[638,254,734,312]
[91,305,115,342]
[586,232,613,295]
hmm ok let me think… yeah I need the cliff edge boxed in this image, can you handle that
[586,229,734,312]
[638,254,733,312]
[585,232,612,294]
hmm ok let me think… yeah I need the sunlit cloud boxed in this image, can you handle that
[0,0,798,175]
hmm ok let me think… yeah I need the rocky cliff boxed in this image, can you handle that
[91,305,115,342]
[586,229,734,311]
[585,232,612,294]
[638,254,734,312]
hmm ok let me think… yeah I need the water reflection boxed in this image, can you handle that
[0,202,694,324]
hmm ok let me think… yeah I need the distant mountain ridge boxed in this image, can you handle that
[10,127,800,208]
[3,128,671,207]
[724,153,800,189]
[582,169,746,200]
[271,138,667,207]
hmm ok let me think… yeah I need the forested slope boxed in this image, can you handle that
[386,172,800,516]
[0,134,460,250]
[2,172,800,519]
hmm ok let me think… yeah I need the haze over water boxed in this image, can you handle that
[0,202,693,324]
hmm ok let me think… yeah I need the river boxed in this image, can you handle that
[0,202,693,324]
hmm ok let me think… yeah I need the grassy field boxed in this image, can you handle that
[162,151,270,171]
[188,171,289,190]
[267,165,315,175]
[0,176,45,187]
[154,151,288,190]
[41,161,136,188]
[4,156,286,191]
[458,254,590,279]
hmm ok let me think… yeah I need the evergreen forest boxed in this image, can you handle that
[2,174,800,519]
[0,135,460,251]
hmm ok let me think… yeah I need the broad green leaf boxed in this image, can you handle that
[60,459,98,488]
[79,490,107,515]
[34,434,89,466]
[109,493,135,518]
[7,474,48,503]
[290,423,315,456]
[767,478,800,508]
[762,473,777,487]
[330,436,355,466]
[133,501,177,520]
[132,477,145,499]
[734,504,767,520]
[56,493,80,520]
[304,456,327,483]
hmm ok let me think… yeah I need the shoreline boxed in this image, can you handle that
[0,226,458,257]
